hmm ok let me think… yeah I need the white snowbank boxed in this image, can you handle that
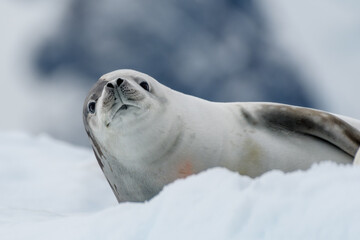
[0,132,116,214]
[1,132,360,240]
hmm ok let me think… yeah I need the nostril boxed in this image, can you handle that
[116,78,124,86]
[106,82,114,89]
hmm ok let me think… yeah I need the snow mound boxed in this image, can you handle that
[1,132,360,240]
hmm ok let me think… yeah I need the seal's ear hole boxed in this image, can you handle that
[139,81,150,92]
[88,101,96,114]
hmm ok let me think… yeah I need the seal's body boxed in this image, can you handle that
[83,69,360,202]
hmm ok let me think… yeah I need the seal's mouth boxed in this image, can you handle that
[113,104,129,116]
[118,104,128,111]
[106,103,138,127]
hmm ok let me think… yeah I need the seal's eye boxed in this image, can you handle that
[88,101,96,114]
[140,81,150,91]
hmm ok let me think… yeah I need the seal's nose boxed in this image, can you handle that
[106,82,114,89]
[116,78,124,86]
[106,78,124,90]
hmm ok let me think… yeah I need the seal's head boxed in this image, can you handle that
[83,69,172,163]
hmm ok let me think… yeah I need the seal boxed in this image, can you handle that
[83,69,360,202]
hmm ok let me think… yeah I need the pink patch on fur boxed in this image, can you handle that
[177,160,194,178]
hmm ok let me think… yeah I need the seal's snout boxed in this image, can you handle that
[106,78,125,90]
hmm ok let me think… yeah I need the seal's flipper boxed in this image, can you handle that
[248,103,360,158]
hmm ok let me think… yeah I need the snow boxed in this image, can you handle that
[0,132,116,214]
[1,132,360,239]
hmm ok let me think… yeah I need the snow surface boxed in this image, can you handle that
[1,132,360,239]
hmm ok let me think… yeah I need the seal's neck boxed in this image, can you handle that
[102,109,181,167]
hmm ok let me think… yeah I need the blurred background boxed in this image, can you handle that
[1,0,359,146]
